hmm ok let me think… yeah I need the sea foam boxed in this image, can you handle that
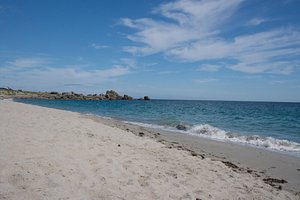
[188,124,300,153]
[125,121,300,153]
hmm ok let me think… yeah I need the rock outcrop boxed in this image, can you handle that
[0,88,147,101]
[144,96,150,100]
[122,95,133,100]
[105,90,121,100]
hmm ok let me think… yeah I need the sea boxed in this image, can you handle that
[15,98,300,156]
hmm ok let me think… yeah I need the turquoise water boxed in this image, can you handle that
[15,99,300,154]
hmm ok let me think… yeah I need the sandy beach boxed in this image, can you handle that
[0,100,299,200]
[92,116,300,193]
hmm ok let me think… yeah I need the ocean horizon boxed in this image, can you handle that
[15,98,300,156]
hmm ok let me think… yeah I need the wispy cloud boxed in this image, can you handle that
[197,64,221,72]
[247,18,269,26]
[171,29,300,74]
[120,58,136,68]
[193,78,218,84]
[43,65,130,82]
[91,43,109,49]
[7,58,49,68]
[0,57,131,90]
[121,0,300,75]
[121,0,243,55]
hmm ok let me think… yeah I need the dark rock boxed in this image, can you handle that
[263,178,287,190]
[191,152,198,156]
[176,124,187,131]
[105,90,120,100]
[157,139,165,143]
[144,96,150,100]
[138,132,145,137]
[263,178,287,184]
[154,133,160,138]
[222,161,239,169]
[62,92,73,96]
[176,145,183,150]
[122,94,133,100]
[73,93,82,97]
[1,88,138,101]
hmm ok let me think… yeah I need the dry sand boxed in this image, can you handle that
[0,100,299,200]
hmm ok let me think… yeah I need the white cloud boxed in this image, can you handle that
[42,65,130,83]
[247,18,269,26]
[170,29,300,74]
[121,0,243,55]
[197,64,221,72]
[120,58,136,67]
[7,58,49,68]
[0,58,131,90]
[121,0,300,75]
[91,43,109,49]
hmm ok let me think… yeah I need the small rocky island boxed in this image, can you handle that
[0,87,150,101]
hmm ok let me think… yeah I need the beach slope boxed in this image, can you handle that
[0,100,298,199]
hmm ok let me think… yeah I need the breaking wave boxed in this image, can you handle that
[125,121,300,153]
[188,124,300,153]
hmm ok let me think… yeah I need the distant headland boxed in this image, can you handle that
[0,87,150,101]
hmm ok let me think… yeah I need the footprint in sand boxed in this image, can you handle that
[138,175,150,187]
[8,173,27,189]
[89,159,98,165]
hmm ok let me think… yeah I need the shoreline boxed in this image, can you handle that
[1,99,299,199]
[85,114,300,193]
[121,120,300,159]
[15,99,300,154]
[11,98,300,155]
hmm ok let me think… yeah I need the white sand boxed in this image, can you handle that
[0,100,298,200]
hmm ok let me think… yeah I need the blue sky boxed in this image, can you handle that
[0,0,300,101]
